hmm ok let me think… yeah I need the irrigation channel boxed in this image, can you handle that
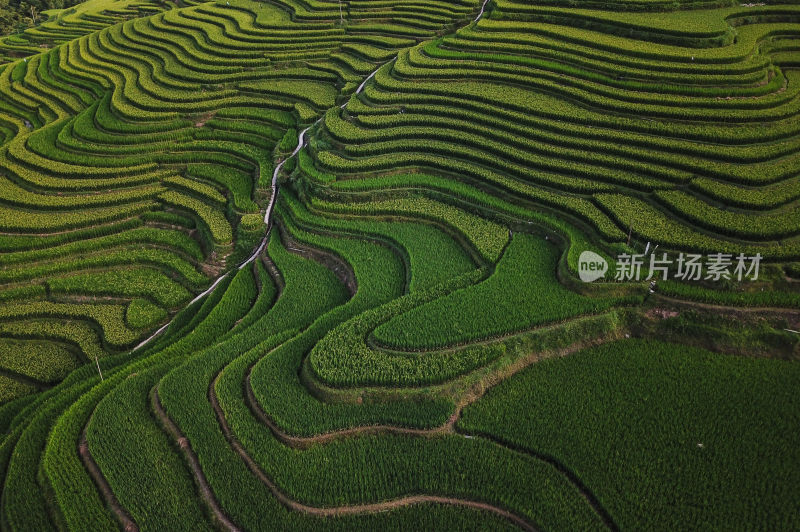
[132,0,492,354]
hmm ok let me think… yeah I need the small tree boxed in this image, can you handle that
[0,0,18,36]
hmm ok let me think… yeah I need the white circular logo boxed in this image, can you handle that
[578,251,608,283]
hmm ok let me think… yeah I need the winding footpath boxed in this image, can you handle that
[131,0,494,354]
[144,325,621,532]
[236,330,620,530]
[92,3,583,531]
[78,431,138,532]
[132,53,395,354]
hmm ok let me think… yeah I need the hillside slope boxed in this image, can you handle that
[0,0,799,529]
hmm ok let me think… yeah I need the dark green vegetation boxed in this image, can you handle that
[459,339,800,530]
[371,233,627,350]
[0,0,798,529]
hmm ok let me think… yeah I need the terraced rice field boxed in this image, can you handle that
[0,0,798,529]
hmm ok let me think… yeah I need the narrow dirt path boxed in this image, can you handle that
[130,0,492,354]
[132,52,394,354]
[653,294,800,318]
[275,220,357,296]
[241,371,455,449]
[150,386,241,532]
[206,374,537,531]
[475,0,491,22]
[78,431,139,532]
[229,331,622,528]
[124,5,553,532]
[466,428,618,531]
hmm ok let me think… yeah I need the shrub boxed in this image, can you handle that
[126,298,167,330]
